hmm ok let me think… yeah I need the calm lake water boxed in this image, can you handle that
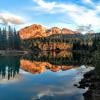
[0,51,99,100]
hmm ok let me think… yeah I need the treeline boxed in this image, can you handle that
[20,34,83,50]
[0,26,100,52]
[72,34,100,51]
[0,26,20,50]
[22,48,99,66]
[21,33,100,51]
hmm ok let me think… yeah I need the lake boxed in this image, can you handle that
[0,50,99,100]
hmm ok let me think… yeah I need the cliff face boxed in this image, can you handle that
[62,28,75,34]
[38,42,72,51]
[19,24,77,40]
[19,24,46,39]
[46,27,61,36]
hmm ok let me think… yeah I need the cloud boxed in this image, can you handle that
[82,0,93,4]
[31,66,93,100]
[68,9,100,25]
[33,0,100,32]
[33,0,56,12]
[33,0,84,13]
[0,11,24,25]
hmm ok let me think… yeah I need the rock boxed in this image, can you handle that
[38,42,72,51]
[61,28,75,34]
[46,27,61,36]
[19,24,46,39]
[84,70,95,78]
[19,24,77,40]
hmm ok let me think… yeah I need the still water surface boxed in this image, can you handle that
[0,52,97,100]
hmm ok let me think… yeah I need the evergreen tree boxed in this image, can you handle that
[2,27,7,50]
[0,28,2,49]
[8,26,14,50]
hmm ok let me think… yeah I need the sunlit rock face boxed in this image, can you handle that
[38,43,72,51]
[61,28,75,34]
[19,24,46,39]
[20,59,76,74]
[46,27,61,36]
[19,24,77,40]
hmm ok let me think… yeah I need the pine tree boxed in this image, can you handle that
[8,26,14,50]
[0,28,2,49]
[2,27,7,50]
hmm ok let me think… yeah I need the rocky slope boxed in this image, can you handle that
[38,42,72,51]
[19,24,77,40]
[19,24,46,39]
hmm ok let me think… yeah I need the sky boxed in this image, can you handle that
[0,0,100,32]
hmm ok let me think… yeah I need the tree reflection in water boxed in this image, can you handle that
[0,49,99,96]
[0,49,100,100]
[20,50,97,75]
[0,56,20,80]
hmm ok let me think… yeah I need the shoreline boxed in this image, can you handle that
[0,50,29,56]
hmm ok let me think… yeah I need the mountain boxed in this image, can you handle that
[19,24,46,39]
[62,28,77,34]
[19,24,78,40]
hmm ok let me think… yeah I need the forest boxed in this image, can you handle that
[0,26,20,50]
[0,26,100,52]
[21,33,100,51]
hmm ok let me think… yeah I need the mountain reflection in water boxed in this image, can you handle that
[0,50,99,100]
[20,60,75,74]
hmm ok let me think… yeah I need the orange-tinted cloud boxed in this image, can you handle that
[0,12,24,25]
